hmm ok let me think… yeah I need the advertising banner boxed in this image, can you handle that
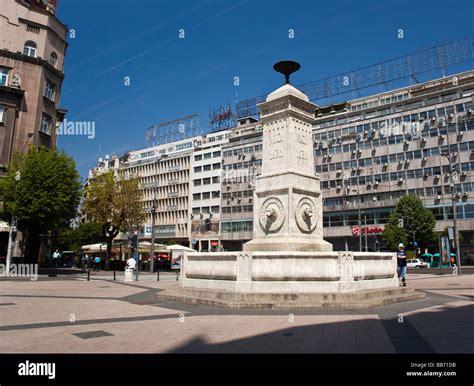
[440,237,451,265]
[171,249,183,270]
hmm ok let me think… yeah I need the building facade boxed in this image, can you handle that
[313,71,474,260]
[122,138,198,245]
[188,130,230,251]
[220,117,263,250]
[0,0,68,171]
[0,0,67,258]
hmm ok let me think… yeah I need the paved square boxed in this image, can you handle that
[0,272,472,353]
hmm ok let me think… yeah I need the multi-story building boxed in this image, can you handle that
[188,130,230,251]
[122,137,199,245]
[313,71,474,259]
[0,0,68,171]
[220,117,263,250]
[216,71,474,262]
[0,0,67,258]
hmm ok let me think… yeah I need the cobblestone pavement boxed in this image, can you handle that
[0,273,472,353]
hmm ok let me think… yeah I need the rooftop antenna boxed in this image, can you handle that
[273,60,301,85]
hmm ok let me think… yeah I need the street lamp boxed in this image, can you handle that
[363,212,368,252]
[440,151,462,274]
[352,187,362,252]
[149,188,157,273]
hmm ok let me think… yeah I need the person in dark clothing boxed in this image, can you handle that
[396,243,407,286]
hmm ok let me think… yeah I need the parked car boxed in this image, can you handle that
[407,258,429,268]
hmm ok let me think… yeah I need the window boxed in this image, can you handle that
[23,41,37,57]
[193,179,201,186]
[0,105,4,123]
[203,153,212,160]
[203,177,211,185]
[194,155,202,161]
[211,206,220,213]
[212,191,220,198]
[213,151,221,158]
[194,166,202,173]
[203,164,211,171]
[26,25,40,34]
[44,81,55,99]
[0,67,9,86]
[193,193,201,200]
[40,113,52,134]
[202,192,210,199]
[212,163,221,170]
[212,176,220,184]
[49,52,57,67]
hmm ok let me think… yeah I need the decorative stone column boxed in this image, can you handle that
[244,63,332,253]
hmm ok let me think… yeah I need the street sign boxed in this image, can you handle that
[448,227,455,240]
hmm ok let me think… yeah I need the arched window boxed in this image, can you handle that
[23,41,37,58]
[49,52,57,67]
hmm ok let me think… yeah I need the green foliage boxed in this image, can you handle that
[0,146,82,260]
[81,171,145,261]
[381,223,408,251]
[57,222,103,251]
[382,194,436,250]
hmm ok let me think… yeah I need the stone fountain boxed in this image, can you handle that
[157,62,425,308]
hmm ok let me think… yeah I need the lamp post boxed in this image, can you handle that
[440,150,462,274]
[352,188,362,252]
[363,212,368,252]
[150,188,157,273]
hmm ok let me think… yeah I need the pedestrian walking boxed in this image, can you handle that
[81,254,89,272]
[94,256,101,271]
[52,250,60,268]
[126,256,137,271]
[397,243,407,287]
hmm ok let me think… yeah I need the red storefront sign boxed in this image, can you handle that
[351,226,384,236]
[210,241,219,247]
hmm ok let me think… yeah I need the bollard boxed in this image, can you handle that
[176,271,179,281]
[113,269,116,281]
[157,270,160,282]
[87,270,90,281]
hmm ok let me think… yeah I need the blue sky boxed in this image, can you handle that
[56,0,474,179]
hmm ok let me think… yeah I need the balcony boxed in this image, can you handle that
[168,179,180,185]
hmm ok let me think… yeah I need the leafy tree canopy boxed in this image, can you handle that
[382,194,436,250]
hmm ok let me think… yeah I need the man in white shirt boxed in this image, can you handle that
[126,257,137,270]
[52,250,60,268]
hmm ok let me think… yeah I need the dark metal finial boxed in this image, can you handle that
[273,60,301,85]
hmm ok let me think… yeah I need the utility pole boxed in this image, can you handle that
[440,101,462,274]
[150,187,156,273]
[363,213,368,252]
[441,151,462,274]
[352,187,362,252]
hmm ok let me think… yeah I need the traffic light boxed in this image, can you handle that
[128,235,138,249]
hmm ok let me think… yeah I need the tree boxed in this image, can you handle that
[381,223,408,251]
[382,194,436,250]
[0,146,82,263]
[57,222,103,252]
[81,171,144,266]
